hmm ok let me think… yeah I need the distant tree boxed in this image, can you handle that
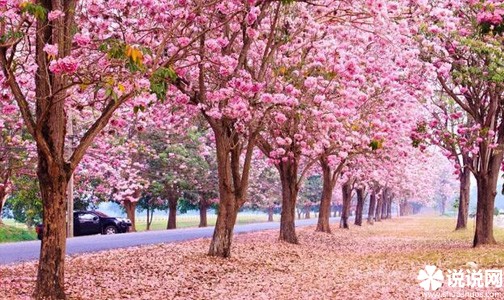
[4,176,42,228]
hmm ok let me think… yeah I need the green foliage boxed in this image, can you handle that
[177,197,198,214]
[453,198,459,210]
[98,39,146,72]
[0,30,24,44]
[369,139,383,150]
[281,0,296,5]
[495,207,500,216]
[150,67,178,101]
[301,175,322,203]
[20,2,47,21]
[0,224,36,243]
[4,176,42,228]
[137,192,168,213]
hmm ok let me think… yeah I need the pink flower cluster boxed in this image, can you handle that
[49,57,79,75]
[43,44,58,57]
[48,10,65,21]
[477,9,504,25]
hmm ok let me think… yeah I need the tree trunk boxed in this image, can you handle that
[123,201,137,232]
[278,160,299,244]
[316,162,334,233]
[375,195,382,222]
[381,192,388,220]
[0,188,7,225]
[199,197,208,227]
[146,207,151,231]
[35,165,69,300]
[473,175,498,246]
[267,206,274,222]
[455,165,470,230]
[208,131,250,257]
[355,188,364,226]
[167,195,177,230]
[386,196,392,219]
[340,182,351,229]
[367,190,376,224]
[304,205,310,219]
[440,197,446,215]
[208,189,238,257]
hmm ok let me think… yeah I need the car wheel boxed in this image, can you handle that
[103,226,118,235]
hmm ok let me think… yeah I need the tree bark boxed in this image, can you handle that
[167,195,177,230]
[340,181,352,229]
[146,207,151,231]
[208,188,238,257]
[316,161,334,233]
[0,188,7,225]
[381,190,388,220]
[399,201,405,216]
[367,190,376,224]
[199,197,208,227]
[35,165,69,300]
[386,195,392,219]
[278,160,299,244]
[123,201,137,232]
[375,194,382,222]
[208,130,254,257]
[304,204,311,219]
[473,174,498,246]
[355,188,364,226]
[455,165,470,230]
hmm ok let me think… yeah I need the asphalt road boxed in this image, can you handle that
[0,217,340,265]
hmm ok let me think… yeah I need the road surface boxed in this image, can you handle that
[0,217,341,265]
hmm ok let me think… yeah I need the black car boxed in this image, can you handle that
[36,211,131,239]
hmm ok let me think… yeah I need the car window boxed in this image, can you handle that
[79,213,96,221]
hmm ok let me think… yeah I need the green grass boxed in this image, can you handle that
[0,223,37,243]
[133,213,279,231]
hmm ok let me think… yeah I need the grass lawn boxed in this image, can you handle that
[134,213,279,231]
[0,222,37,243]
[2,215,504,299]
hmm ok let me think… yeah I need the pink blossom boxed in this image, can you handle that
[43,44,58,57]
[1,104,16,115]
[274,113,287,124]
[49,56,79,75]
[246,7,260,25]
[74,33,91,46]
[246,27,258,39]
[48,10,65,21]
